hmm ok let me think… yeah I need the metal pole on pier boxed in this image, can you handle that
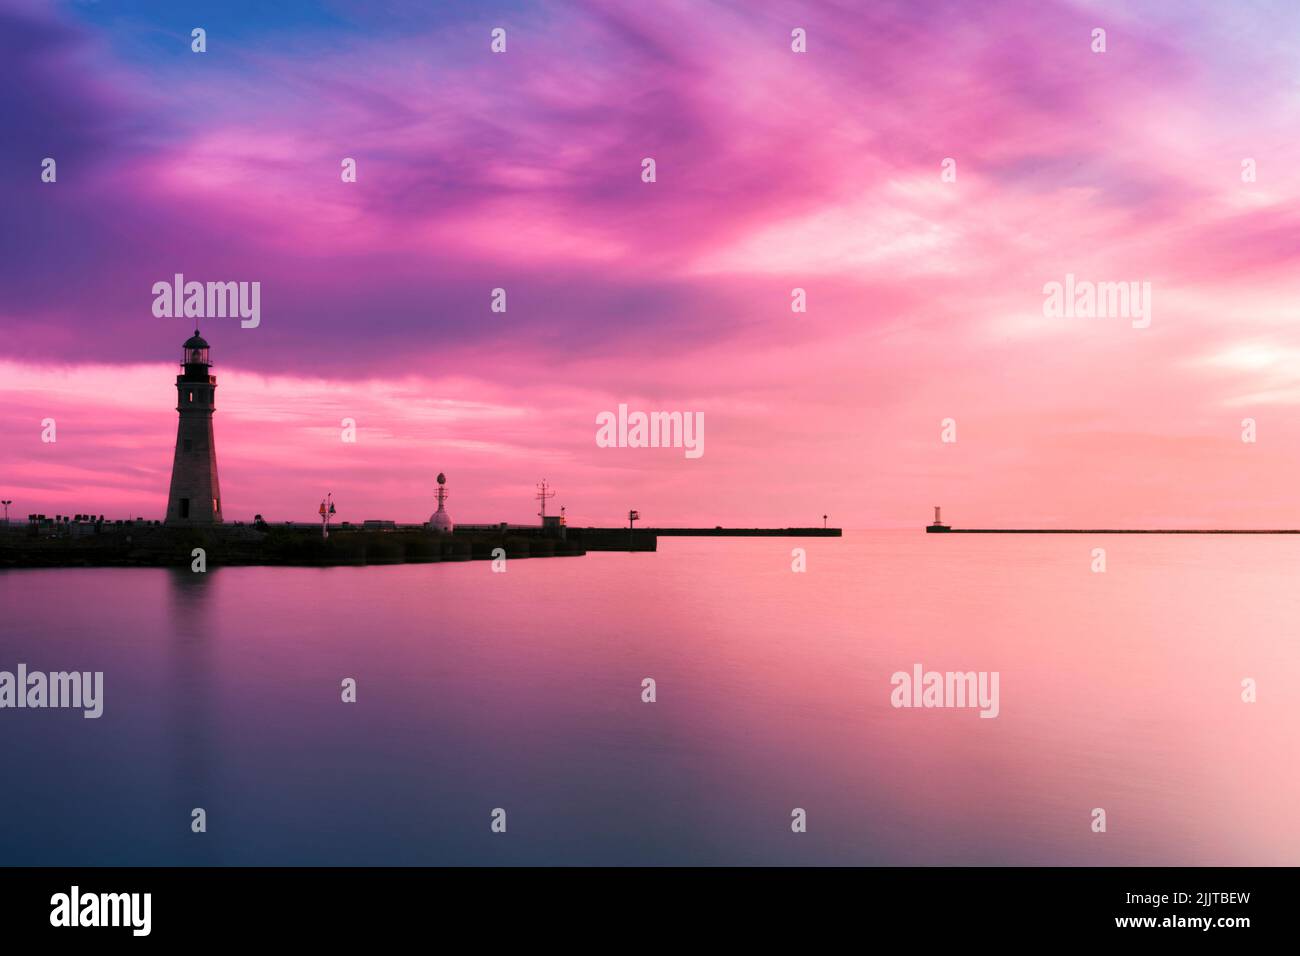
[536,480,556,522]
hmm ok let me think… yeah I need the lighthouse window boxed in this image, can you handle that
[179,498,190,518]
[183,439,192,452]
[188,391,194,403]
[213,498,220,513]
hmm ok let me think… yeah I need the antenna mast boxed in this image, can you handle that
[536,480,556,520]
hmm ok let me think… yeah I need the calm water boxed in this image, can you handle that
[1,532,1297,866]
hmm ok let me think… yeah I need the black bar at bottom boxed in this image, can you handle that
[0,866,1285,943]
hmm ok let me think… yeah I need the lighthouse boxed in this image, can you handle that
[165,330,223,526]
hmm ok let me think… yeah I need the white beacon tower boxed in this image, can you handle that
[429,472,453,533]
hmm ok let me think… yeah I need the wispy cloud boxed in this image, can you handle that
[5,0,1300,524]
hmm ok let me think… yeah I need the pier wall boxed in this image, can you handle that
[0,524,585,568]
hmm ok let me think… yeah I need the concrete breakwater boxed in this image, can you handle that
[0,524,585,568]
[1,522,843,568]
[927,526,1300,534]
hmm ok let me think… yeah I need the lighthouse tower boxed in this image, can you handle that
[165,330,223,526]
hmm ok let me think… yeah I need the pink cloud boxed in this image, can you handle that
[6,1,1300,527]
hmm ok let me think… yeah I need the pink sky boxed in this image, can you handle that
[4,0,1300,527]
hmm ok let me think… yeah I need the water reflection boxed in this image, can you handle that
[166,567,218,863]
[2,534,1298,865]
